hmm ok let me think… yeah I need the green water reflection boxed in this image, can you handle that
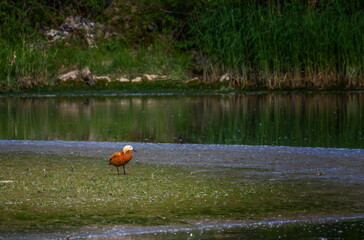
[1,92,363,148]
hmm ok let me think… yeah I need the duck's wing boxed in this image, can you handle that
[109,152,121,164]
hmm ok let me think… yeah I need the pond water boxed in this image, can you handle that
[1,92,363,148]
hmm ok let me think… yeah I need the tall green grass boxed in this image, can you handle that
[0,40,52,90]
[0,36,191,91]
[50,36,191,78]
[191,0,364,89]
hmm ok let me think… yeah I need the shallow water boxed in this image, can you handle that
[1,92,363,148]
[73,218,364,240]
[2,217,364,239]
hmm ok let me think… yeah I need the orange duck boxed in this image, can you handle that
[109,145,135,175]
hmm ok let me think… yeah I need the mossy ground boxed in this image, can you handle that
[0,151,363,233]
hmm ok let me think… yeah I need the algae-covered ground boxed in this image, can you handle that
[0,141,363,238]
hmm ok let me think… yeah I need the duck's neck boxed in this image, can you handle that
[123,150,131,155]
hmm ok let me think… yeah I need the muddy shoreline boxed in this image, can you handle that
[1,140,363,184]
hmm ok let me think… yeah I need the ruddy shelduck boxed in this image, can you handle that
[109,145,135,175]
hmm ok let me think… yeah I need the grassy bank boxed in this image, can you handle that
[1,0,364,91]
[0,37,192,92]
[1,151,363,232]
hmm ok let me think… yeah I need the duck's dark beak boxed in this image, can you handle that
[133,149,137,152]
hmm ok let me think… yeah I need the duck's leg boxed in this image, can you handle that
[123,165,127,175]
[116,167,120,175]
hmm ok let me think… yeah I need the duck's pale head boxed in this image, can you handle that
[123,145,134,153]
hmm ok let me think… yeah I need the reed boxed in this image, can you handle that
[191,0,364,89]
[0,40,53,90]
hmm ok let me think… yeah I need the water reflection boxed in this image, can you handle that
[1,92,363,148]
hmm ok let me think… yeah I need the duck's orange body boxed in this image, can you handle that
[109,151,132,167]
[109,145,134,175]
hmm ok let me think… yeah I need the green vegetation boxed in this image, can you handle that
[1,0,364,91]
[0,37,192,91]
[191,0,364,88]
[0,151,363,232]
